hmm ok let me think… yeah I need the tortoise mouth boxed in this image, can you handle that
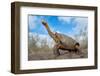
[41,20,47,26]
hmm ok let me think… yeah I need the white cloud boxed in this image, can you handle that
[56,30,62,33]
[57,16,88,42]
[58,16,72,23]
[72,17,88,42]
[28,16,38,30]
[72,17,88,34]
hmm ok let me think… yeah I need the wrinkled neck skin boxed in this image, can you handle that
[43,24,61,43]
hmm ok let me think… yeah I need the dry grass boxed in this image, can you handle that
[28,36,88,60]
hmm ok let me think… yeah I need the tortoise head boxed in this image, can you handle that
[41,20,48,28]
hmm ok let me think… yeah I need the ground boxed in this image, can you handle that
[28,48,88,60]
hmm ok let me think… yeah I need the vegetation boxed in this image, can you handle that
[28,33,88,60]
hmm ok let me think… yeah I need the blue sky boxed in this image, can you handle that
[28,15,88,39]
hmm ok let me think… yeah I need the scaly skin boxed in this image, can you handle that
[41,20,80,57]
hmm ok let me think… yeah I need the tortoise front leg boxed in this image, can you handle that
[53,44,60,58]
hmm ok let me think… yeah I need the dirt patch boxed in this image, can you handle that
[28,48,88,61]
